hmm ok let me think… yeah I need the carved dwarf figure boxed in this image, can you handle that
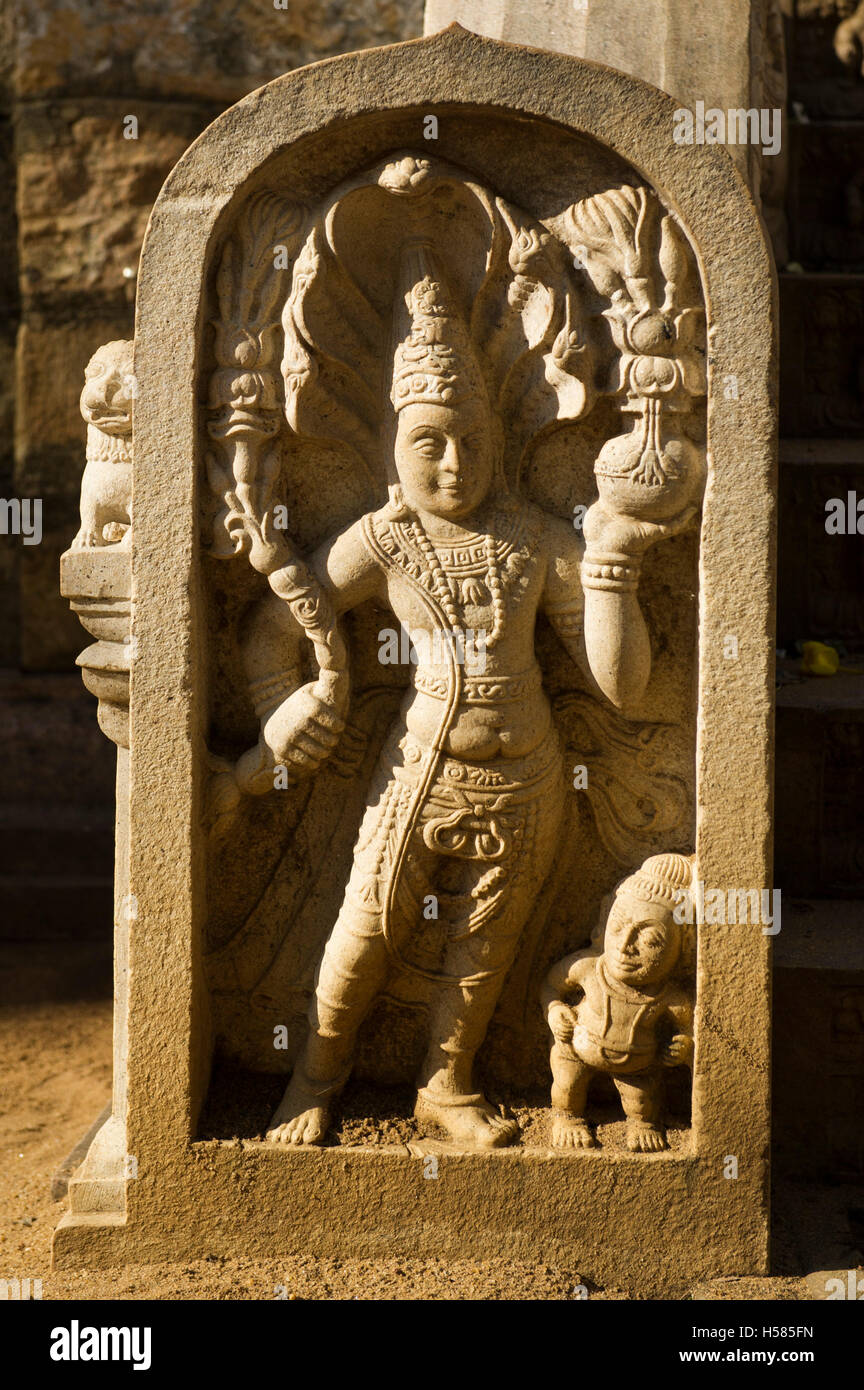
[72,340,134,549]
[247,243,695,1150]
[542,851,694,1153]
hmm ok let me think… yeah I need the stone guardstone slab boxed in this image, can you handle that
[53,25,777,1295]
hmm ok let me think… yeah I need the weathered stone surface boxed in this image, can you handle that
[12,0,424,103]
[53,26,776,1293]
[425,1,789,260]
[7,0,422,670]
[10,97,213,667]
[15,320,133,465]
[15,101,223,306]
[425,1,781,177]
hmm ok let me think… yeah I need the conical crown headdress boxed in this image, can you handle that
[390,242,487,412]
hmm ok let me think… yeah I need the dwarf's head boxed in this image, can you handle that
[602,852,692,990]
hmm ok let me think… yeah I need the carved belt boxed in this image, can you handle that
[393,725,562,799]
[579,1028,654,1066]
[413,666,543,703]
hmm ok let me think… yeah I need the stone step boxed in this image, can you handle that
[773,898,864,1182]
[775,898,864,971]
[777,448,864,652]
[779,274,864,436]
[0,875,113,941]
[0,802,113,878]
[51,1103,112,1201]
[786,122,864,272]
[775,673,864,898]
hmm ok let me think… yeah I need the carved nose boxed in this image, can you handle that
[440,441,461,473]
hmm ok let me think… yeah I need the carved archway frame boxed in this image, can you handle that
[54,26,776,1291]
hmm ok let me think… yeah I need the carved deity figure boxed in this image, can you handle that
[204,159,705,1149]
[235,246,692,1149]
[542,852,694,1153]
[72,340,134,549]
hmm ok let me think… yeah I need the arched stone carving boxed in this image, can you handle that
[54,26,776,1295]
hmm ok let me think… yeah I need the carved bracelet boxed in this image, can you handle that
[580,556,641,592]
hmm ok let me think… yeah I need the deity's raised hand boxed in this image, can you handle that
[583,500,700,561]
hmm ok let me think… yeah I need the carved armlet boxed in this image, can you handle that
[544,598,584,640]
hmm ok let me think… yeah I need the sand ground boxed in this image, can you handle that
[0,988,859,1301]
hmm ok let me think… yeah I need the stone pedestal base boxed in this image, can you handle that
[52,1143,767,1295]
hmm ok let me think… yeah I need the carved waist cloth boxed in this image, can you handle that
[390,724,563,861]
[347,725,565,917]
[573,1030,657,1071]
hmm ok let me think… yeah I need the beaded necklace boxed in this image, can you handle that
[407,515,506,649]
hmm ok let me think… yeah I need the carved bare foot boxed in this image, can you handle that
[71,529,100,550]
[414,1089,519,1149]
[266,1077,330,1146]
[626,1119,668,1153]
[551,1113,596,1149]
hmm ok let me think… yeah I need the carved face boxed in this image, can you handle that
[80,341,135,436]
[393,398,494,519]
[603,895,680,989]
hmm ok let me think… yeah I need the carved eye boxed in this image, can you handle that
[413,434,444,458]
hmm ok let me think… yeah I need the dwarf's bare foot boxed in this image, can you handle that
[266,1077,330,1146]
[552,1113,596,1149]
[415,1090,519,1149]
[626,1120,667,1153]
[72,529,100,550]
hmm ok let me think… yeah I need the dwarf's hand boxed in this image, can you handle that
[548,1002,578,1044]
[661,1033,693,1068]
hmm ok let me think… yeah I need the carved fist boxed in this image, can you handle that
[583,501,699,559]
[262,681,346,779]
[241,509,289,576]
[660,1033,693,1068]
[547,1002,578,1044]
